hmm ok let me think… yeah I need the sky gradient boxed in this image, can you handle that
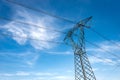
[0,0,120,80]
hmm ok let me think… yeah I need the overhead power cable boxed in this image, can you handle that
[6,0,76,24]
[0,19,119,59]
[3,0,120,60]
[87,54,118,65]
[87,53,120,72]
[6,0,120,49]
[112,64,120,71]
[0,16,67,34]
[0,33,64,44]
[90,28,120,47]
[0,17,119,59]
[86,40,120,59]
[1,31,120,61]
[1,31,120,60]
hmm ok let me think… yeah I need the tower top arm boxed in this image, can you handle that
[64,16,92,49]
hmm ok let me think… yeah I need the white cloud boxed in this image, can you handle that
[0,71,56,77]
[2,8,60,50]
[34,72,57,76]
[92,68,98,72]
[24,53,39,66]
[16,71,30,76]
[0,71,73,80]
[87,41,120,53]
[0,73,14,76]
[0,51,39,67]
[89,56,117,65]
[47,50,73,55]
[50,75,73,80]
[86,41,120,65]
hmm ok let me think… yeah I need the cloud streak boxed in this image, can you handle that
[89,56,118,65]
[0,51,39,67]
[2,8,61,50]
[87,41,120,66]
[87,41,120,53]
[46,50,73,55]
[0,71,73,80]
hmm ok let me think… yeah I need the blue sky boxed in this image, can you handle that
[0,0,120,80]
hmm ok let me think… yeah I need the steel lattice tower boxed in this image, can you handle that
[64,16,96,80]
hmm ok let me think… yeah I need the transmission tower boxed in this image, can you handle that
[64,16,96,80]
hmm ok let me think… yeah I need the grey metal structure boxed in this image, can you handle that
[64,16,96,80]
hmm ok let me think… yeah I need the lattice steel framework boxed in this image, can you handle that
[64,16,96,80]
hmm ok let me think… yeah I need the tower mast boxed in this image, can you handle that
[64,16,96,80]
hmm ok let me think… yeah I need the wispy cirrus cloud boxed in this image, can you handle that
[1,8,61,50]
[87,41,120,65]
[0,71,73,80]
[0,51,39,67]
[46,50,73,55]
[0,71,56,77]
[87,41,120,53]
[89,56,118,65]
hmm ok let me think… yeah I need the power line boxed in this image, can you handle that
[0,33,119,66]
[87,54,118,65]
[6,0,76,24]
[87,40,120,71]
[1,17,119,59]
[0,16,67,34]
[0,16,79,37]
[112,64,120,71]
[6,0,120,49]
[4,0,120,60]
[0,33,64,44]
[1,32,120,64]
[1,16,119,59]
[86,40,120,59]
[87,53,120,73]
[90,28,120,47]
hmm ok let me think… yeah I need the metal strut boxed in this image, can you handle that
[64,16,96,80]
